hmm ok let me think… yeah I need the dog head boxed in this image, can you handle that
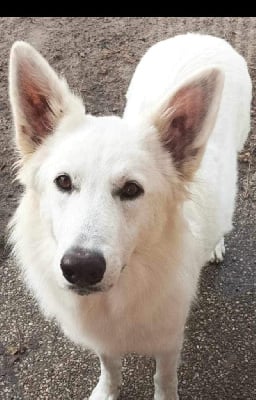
[9,41,224,295]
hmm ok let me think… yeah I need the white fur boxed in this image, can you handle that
[9,33,251,400]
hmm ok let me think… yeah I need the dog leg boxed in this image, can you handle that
[210,237,225,263]
[89,354,121,400]
[154,350,180,400]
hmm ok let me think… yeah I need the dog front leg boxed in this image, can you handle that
[89,354,121,400]
[153,348,181,400]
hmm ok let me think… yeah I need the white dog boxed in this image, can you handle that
[9,33,251,400]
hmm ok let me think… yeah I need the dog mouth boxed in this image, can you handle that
[69,285,104,296]
[68,282,116,296]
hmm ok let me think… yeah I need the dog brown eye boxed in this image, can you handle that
[55,174,72,192]
[119,181,144,201]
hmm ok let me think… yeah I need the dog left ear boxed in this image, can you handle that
[9,41,84,157]
[154,67,224,180]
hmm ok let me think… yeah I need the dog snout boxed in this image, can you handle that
[60,247,106,288]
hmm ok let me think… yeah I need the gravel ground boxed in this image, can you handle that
[0,17,256,400]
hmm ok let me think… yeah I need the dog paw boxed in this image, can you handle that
[89,393,119,400]
[154,382,179,400]
[89,395,118,400]
[154,392,179,400]
[210,237,225,264]
[88,382,120,400]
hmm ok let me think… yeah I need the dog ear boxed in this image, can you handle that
[9,41,84,156]
[154,67,224,180]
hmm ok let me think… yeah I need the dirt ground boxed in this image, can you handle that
[0,17,256,400]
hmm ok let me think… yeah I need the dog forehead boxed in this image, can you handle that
[56,116,148,165]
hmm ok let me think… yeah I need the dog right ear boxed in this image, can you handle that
[9,41,84,157]
[153,67,224,181]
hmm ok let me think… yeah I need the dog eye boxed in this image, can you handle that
[119,181,144,201]
[54,174,73,192]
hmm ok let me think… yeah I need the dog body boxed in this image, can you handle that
[9,34,251,399]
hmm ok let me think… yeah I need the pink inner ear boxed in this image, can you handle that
[170,84,208,134]
[16,58,61,145]
[161,81,212,169]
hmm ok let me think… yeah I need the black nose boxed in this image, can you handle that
[60,247,106,287]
